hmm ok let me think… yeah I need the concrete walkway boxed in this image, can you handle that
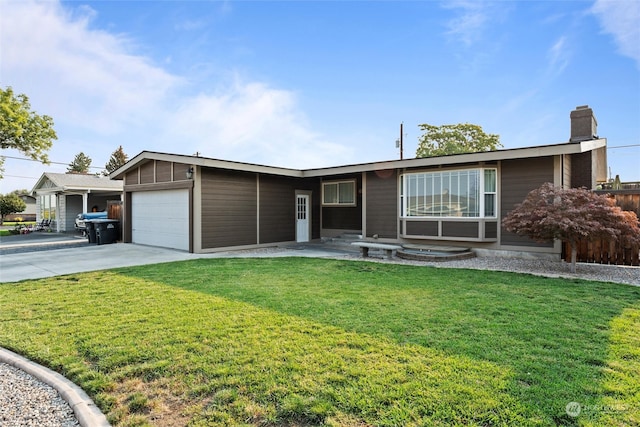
[0,232,352,283]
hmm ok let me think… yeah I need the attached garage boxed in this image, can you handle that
[132,189,189,251]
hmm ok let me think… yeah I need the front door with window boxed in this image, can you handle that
[296,194,310,242]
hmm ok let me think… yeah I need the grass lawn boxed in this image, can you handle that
[0,258,638,426]
[0,221,36,236]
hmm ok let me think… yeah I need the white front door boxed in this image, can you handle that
[296,194,310,242]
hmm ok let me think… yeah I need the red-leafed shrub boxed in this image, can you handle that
[502,183,640,273]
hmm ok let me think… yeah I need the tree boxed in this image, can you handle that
[104,145,128,175]
[67,152,92,174]
[0,192,27,224]
[415,123,501,158]
[502,183,640,273]
[0,86,57,178]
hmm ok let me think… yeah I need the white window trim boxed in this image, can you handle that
[322,179,357,206]
[400,168,497,219]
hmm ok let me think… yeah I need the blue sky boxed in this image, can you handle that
[1,0,639,193]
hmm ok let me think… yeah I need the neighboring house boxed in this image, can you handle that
[31,173,123,232]
[111,106,607,259]
[4,194,37,222]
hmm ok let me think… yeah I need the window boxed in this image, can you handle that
[401,168,496,218]
[483,169,497,217]
[322,180,356,206]
[39,194,57,221]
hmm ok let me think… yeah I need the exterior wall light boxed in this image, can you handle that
[186,167,194,180]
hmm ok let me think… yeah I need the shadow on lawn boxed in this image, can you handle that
[114,257,640,425]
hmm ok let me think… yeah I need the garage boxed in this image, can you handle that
[132,189,189,251]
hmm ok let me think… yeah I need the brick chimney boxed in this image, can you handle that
[570,105,598,142]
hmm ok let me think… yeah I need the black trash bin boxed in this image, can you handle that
[85,221,97,244]
[94,219,120,245]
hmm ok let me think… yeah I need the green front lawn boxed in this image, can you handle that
[1,258,638,426]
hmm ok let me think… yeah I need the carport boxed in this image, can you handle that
[31,173,123,233]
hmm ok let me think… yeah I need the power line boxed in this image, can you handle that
[1,155,103,170]
[607,144,640,149]
[1,174,41,179]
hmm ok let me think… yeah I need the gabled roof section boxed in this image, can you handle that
[111,139,607,180]
[31,172,123,194]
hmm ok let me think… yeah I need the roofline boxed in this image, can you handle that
[33,186,123,194]
[303,138,607,177]
[31,172,123,195]
[111,139,607,180]
[111,151,304,179]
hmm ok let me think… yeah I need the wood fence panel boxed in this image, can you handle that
[565,191,640,266]
[565,240,640,266]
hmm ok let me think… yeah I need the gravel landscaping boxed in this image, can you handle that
[0,363,79,427]
[339,251,640,286]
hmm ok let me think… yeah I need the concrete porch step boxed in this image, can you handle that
[397,244,476,262]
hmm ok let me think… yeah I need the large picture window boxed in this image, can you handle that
[322,180,356,206]
[401,169,497,218]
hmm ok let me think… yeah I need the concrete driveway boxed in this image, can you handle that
[0,232,352,283]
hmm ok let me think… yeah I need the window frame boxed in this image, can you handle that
[322,179,357,206]
[400,168,497,219]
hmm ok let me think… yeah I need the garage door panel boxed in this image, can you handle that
[132,190,189,251]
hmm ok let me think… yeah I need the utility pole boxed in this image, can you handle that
[396,122,404,160]
[400,122,404,160]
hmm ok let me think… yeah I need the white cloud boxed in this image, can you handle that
[0,0,350,193]
[164,79,353,168]
[591,0,640,69]
[547,36,570,77]
[443,0,490,46]
[1,0,180,133]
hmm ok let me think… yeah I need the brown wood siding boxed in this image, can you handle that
[365,170,398,238]
[201,169,257,248]
[156,161,172,182]
[259,175,297,243]
[323,206,361,229]
[309,180,322,239]
[174,163,191,182]
[139,161,155,184]
[571,151,593,189]
[562,154,572,187]
[442,221,478,238]
[485,221,498,239]
[501,157,555,247]
[125,170,138,185]
[406,221,439,236]
[124,192,132,243]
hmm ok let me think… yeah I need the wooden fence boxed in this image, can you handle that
[563,191,640,266]
[564,240,639,266]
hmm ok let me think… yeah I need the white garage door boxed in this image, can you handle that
[132,189,189,251]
